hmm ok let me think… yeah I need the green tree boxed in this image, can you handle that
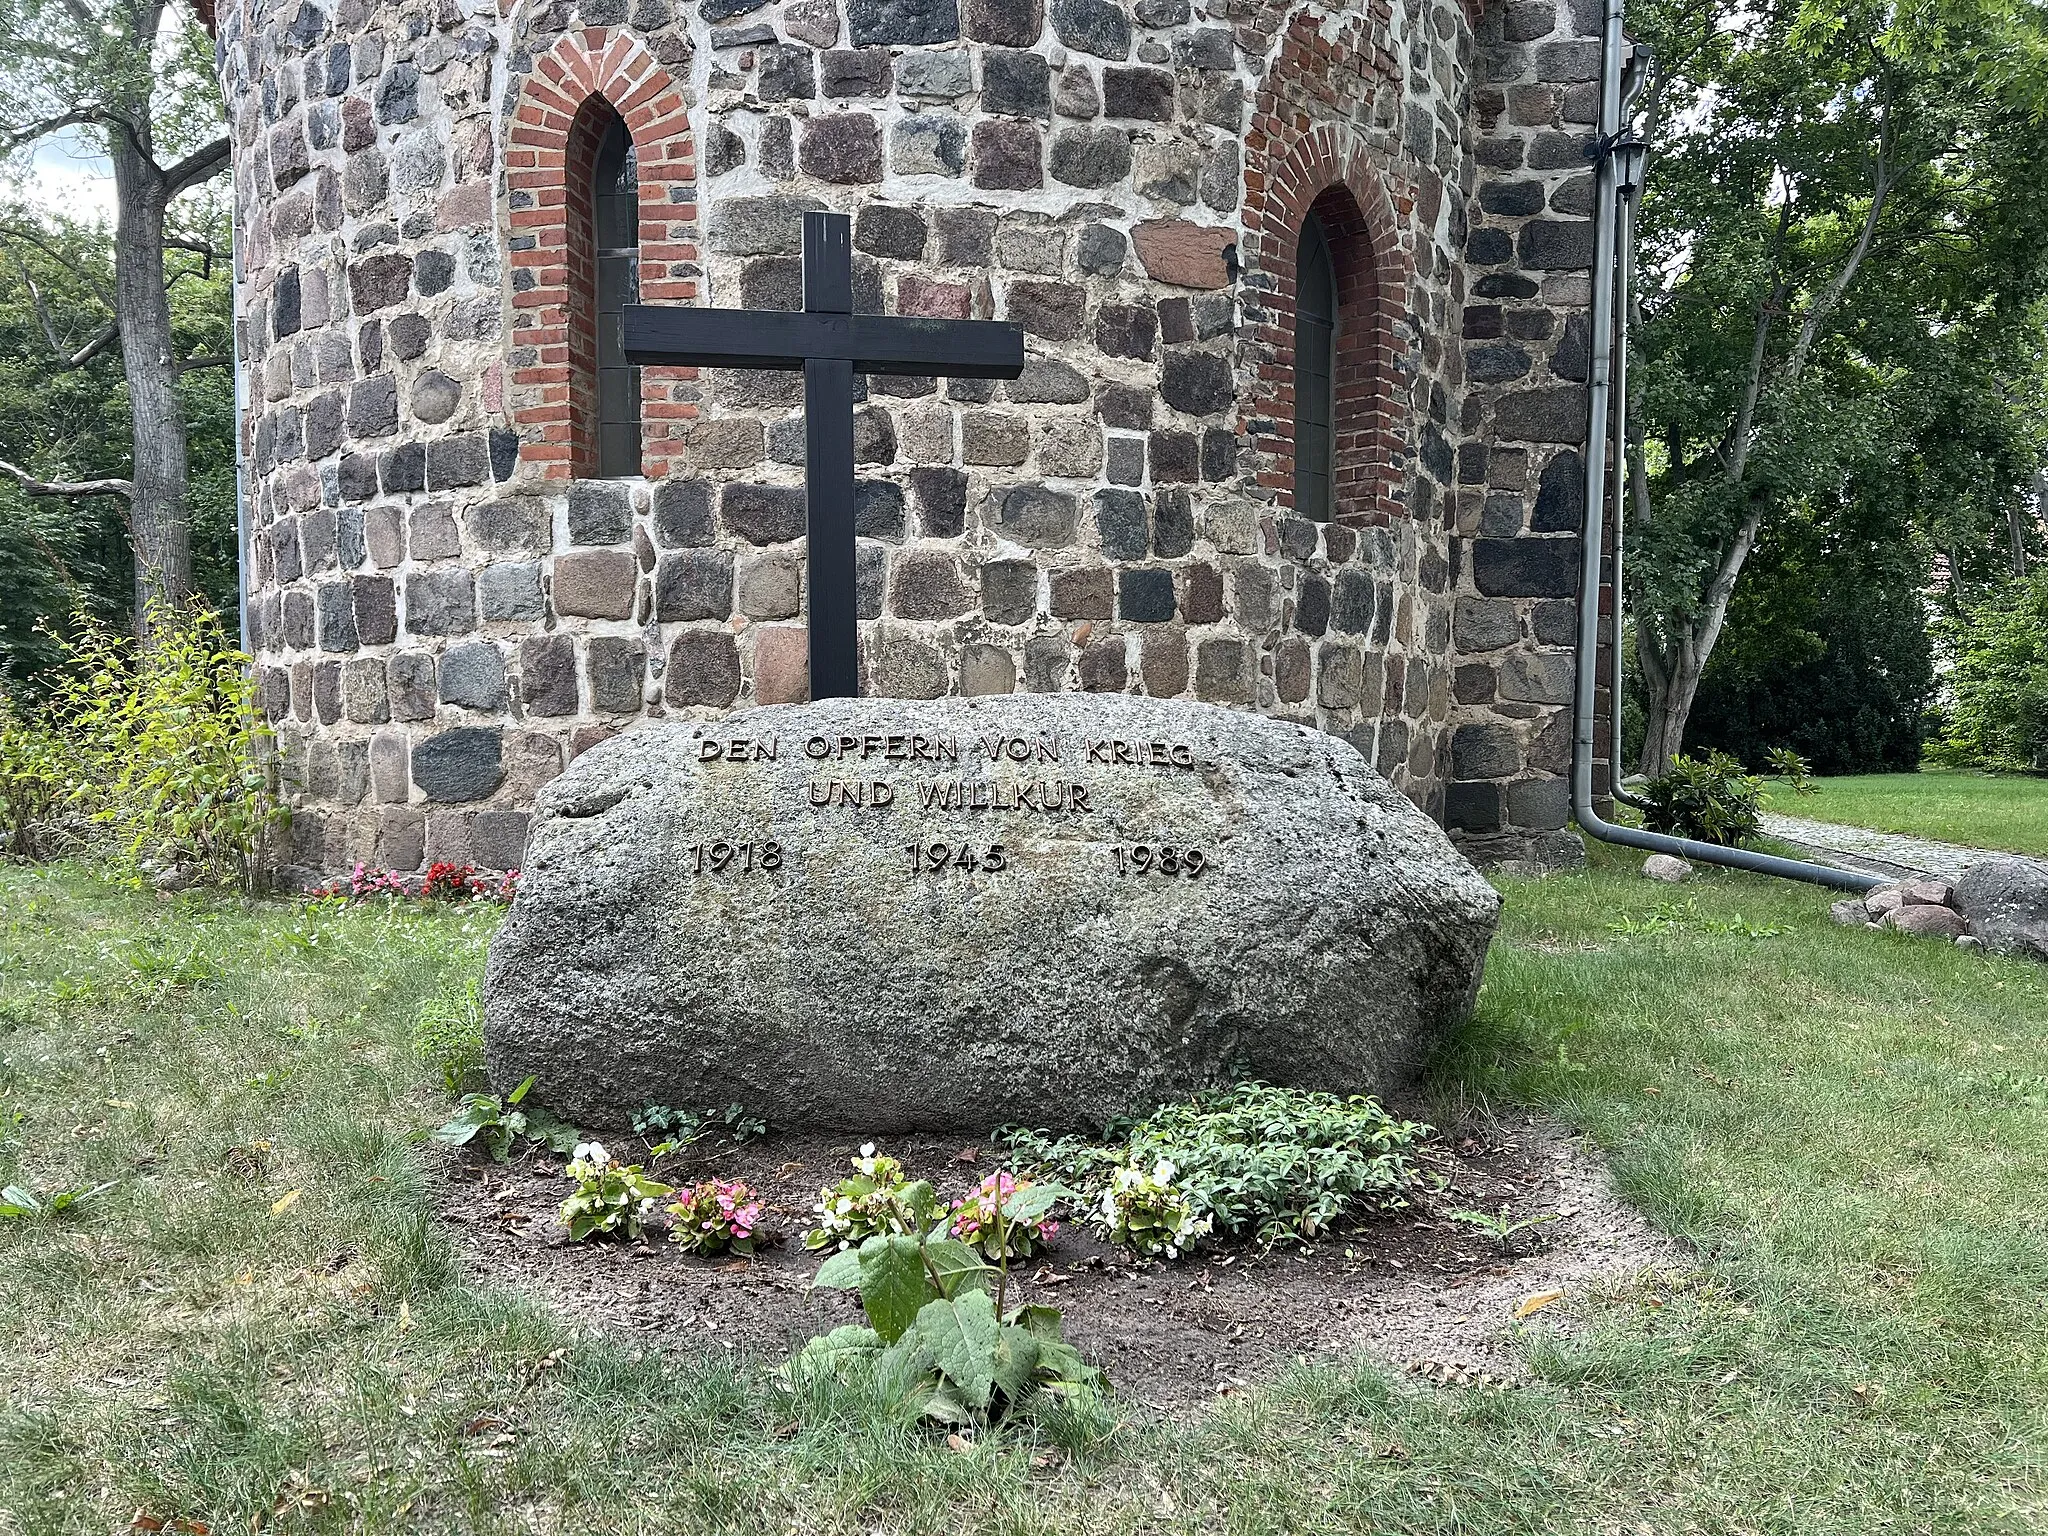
[0,208,234,683]
[1936,567,2048,772]
[1623,0,2048,774]
[0,0,231,642]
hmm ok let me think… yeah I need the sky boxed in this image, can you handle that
[13,130,118,225]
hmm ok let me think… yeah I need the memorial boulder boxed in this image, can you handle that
[484,695,1500,1132]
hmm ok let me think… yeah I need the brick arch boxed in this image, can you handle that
[505,28,698,480]
[1243,103,1414,527]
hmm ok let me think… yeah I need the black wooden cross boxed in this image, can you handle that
[623,212,1026,700]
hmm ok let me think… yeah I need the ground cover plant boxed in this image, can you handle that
[1772,767,2048,857]
[1004,1082,1433,1250]
[1,848,2046,1530]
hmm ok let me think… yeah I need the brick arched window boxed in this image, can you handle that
[1293,210,1338,521]
[506,28,696,482]
[1243,111,1412,527]
[1298,185,1386,524]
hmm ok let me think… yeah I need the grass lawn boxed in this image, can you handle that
[1771,768,2048,858]
[2,847,2046,1533]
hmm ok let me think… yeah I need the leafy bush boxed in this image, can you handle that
[558,1141,672,1242]
[1639,751,1765,845]
[1684,543,1934,775]
[432,1075,579,1163]
[805,1143,922,1251]
[789,1177,1100,1427]
[0,689,67,859]
[1763,746,1816,794]
[45,605,287,890]
[1934,569,2048,773]
[1007,1082,1433,1252]
[412,978,485,1093]
[667,1178,766,1255]
[950,1171,1059,1261]
[1,606,287,887]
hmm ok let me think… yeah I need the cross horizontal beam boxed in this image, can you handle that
[621,305,1026,379]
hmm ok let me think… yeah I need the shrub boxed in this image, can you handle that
[1639,751,1765,845]
[950,1171,1059,1261]
[26,605,287,889]
[667,1178,766,1255]
[805,1144,922,1251]
[0,688,67,859]
[558,1142,673,1242]
[1763,746,1816,794]
[1934,569,2048,773]
[413,978,485,1093]
[1683,529,1933,774]
[1007,1082,1433,1252]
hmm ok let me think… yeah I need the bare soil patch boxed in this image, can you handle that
[436,1110,1682,1412]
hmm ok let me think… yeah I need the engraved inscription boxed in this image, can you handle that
[688,840,784,875]
[1110,844,1207,877]
[690,726,1224,881]
[906,842,1009,874]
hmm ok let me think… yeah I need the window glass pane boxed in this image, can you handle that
[1293,213,1338,522]
[594,115,642,479]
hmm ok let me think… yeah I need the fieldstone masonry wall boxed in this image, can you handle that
[213,0,1604,879]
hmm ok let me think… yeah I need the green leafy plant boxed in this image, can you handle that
[1007,1082,1434,1251]
[666,1178,767,1256]
[805,1143,922,1251]
[557,1141,674,1242]
[0,687,68,859]
[634,1101,769,1159]
[949,1171,1060,1261]
[1764,746,1818,794]
[788,1175,1099,1426]
[0,1179,116,1219]
[431,1076,579,1163]
[1639,751,1765,846]
[412,978,485,1093]
[1447,1206,1561,1255]
[40,605,288,891]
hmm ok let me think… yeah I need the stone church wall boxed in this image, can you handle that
[213,0,1601,879]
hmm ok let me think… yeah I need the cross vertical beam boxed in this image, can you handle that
[801,213,859,702]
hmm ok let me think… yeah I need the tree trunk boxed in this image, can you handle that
[1636,636,1703,779]
[109,131,192,635]
[2015,471,2041,578]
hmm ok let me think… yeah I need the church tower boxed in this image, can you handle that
[214,0,1607,880]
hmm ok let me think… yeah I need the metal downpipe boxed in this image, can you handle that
[1608,154,1648,812]
[231,182,251,660]
[1567,0,1880,894]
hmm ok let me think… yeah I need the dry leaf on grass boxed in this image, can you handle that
[1515,1288,1566,1318]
